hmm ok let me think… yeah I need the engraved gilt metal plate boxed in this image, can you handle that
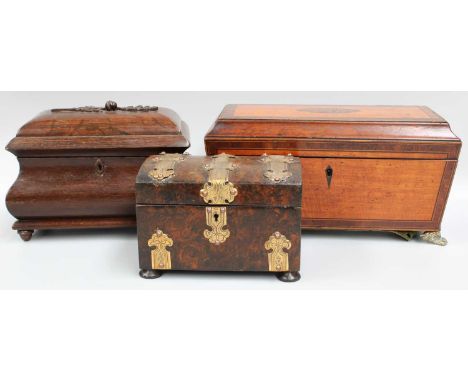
[204,206,230,245]
[200,153,238,204]
[149,153,186,182]
[148,229,173,270]
[261,154,294,182]
[265,232,291,272]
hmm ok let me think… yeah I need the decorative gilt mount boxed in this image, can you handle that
[261,154,294,182]
[200,153,238,204]
[420,231,448,246]
[148,229,173,270]
[52,100,159,113]
[265,232,291,272]
[149,153,187,182]
[204,206,230,245]
[391,230,448,246]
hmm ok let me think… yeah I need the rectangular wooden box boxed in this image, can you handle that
[5,101,190,241]
[205,105,462,242]
[135,153,302,282]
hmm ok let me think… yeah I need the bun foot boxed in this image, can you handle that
[139,269,163,279]
[277,271,301,283]
[18,230,34,241]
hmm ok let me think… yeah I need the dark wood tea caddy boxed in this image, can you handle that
[5,101,190,240]
[136,153,302,282]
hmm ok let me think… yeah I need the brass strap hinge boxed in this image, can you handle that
[149,153,187,182]
[148,229,173,270]
[265,231,291,272]
[200,153,238,204]
[261,154,294,182]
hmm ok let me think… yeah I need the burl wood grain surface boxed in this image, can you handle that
[137,205,301,272]
[136,155,302,207]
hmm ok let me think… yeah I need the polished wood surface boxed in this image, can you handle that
[207,105,460,148]
[219,104,446,122]
[13,216,136,230]
[5,105,190,237]
[205,104,462,231]
[7,133,189,157]
[17,107,183,136]
[7,105,190,157]
[302,158,444,221]
[7,157,143,218]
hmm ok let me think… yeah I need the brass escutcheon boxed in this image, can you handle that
[204,206,230,245]
[265,231,291,272]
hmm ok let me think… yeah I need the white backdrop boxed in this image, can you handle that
[1,91,467,289]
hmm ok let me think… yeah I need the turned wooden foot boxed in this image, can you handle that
[139,269,163,279]
[18,230,34,241]
[419,231,448,246]
[277,271,301,282]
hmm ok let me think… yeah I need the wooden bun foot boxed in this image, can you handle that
[277,271,301,282]
[18,230,34,241]
[139,269,163,279]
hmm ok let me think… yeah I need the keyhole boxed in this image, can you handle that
[95,159,105,176]
[214,213,219,222]
[325,165,333,188]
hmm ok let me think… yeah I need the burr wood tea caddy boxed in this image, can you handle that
[135,153,302,282]
[205,104,462,245]
[5,101,190,241]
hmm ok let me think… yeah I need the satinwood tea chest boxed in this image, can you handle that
[5,101,190,241]
[205,105,462,245]
[136,153,302,282]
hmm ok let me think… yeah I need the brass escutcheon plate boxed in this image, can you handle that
[203,206,230,245]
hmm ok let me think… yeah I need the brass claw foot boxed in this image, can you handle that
[277,271,301,282]
[139,269,163,279]
[419,231,448,246]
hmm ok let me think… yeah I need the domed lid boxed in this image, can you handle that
[6,100,190,157]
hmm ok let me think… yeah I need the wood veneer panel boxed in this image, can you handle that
[301,158,445,221]
[220,105,445,122]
